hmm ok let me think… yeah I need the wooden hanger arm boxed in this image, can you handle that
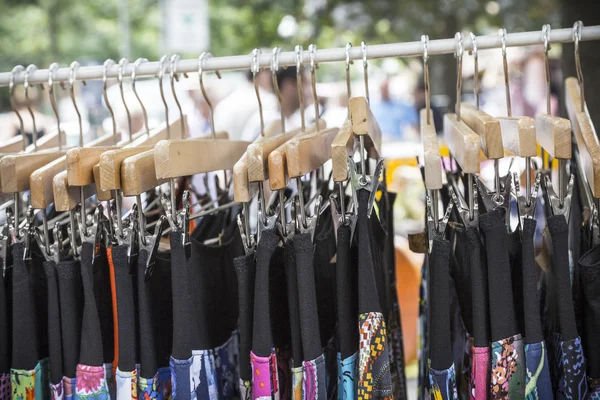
[93,163,113,201]
[331,119,354,182]
[565,76,600,197]
[535,114,572,160]
[350,96,381,157]
[443,113,481,174]
[460,103,503,160]
[53,169,96,212]
[24,129,67,153]
[497,116,536,157]
[121,149,167,197]
[1,149,67,193]
[247,120,326,183]
[66,146,119,186]
[421,109,442,190]
[154,138,250,180]
[0,135,25,153]
[99,146,152,192]
[286,127,339,178]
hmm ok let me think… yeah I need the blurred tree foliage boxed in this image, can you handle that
[0,0,568,108]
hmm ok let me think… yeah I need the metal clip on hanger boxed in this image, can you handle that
[513,170,542,228]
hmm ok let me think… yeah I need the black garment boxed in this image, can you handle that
[0,258,10,374]
[112,244,138,372]
[428,239,454,370]
[56,260,83,378]
[509,228,525,337]
[11,242,38,369]
[170,229,198,360]
[294,233,322,361]
[31,244,49,362]
[234,254,255,382]
[137,247,174,378]
[578,244,600,379]
[189,212,243,350]
[522,219,544,344]
[466,227,490,347]
[252,229,279,357]
[79,243,104,367]
[547,215,578,341]
[284,241,303,367]
[94,243,114,365]
[336,224,358,359]
[44,261,63,385]
[480,209,519,341]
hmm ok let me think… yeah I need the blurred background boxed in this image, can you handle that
[0,0,599,391]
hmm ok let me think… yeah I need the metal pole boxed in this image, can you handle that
[3,25,600,85]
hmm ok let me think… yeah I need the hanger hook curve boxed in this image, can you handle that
[69,61,84,147]
[157,55,170,139]
[118,58,132,139]
[361,41,369,104]
[573,20,584,112]
[48,62,62,149]
[498,28,511,117]
[132,57,150,137]
[24,64,39,151]
[309,44,320,125]
[9,65,26,151]
[295,45,305,131]
[271,46,285,132]
[251,48,265,137]
[198,52,220,139]
[454,32,464,119]
[469,32,479,110]
[169,54,185,138]
[102,59,118,144]
[421,35,431,124]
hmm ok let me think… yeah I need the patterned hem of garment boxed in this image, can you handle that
[358,312,393,399]
[104,363,115,399]
[588,376,600,398]
[214,331,240,399]
[1,373,10,400]
[291,366,303,400]
[10,362,41,400]
[138,368,172,400]
[239,378,251,400]
[303,354,325,400]
[557,336,588,400]
[75,364,110,399]
[337,352,357,400]
[470,346,489,400]
[116,367,138,400]
[170,355,192,400]
[429,362,459,400]
[524,341,552,400]
[191,349,219,399]
[251,350,279,399]
[490,334,524,400]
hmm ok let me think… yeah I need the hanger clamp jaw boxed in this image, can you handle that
[0,213,12,278]
[542,173,574,222]
[426,195,453,253]
[348,157,384,218]
[513,171,541,230]
[77,203,105,265]
[448,182,479,229]
[141,214,166,281]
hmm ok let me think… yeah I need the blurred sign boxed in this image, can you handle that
[165,0,209,53]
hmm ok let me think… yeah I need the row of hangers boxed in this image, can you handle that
[0,42,384,274]
[422,21,596,252]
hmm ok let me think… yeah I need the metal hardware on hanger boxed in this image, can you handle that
[77,202,105,265]
[106,59,124,236]
[199,52,221,140]
[513,170,541,230]
[252,48,265,138]
[426,194,453,253]
[336,42,353,228]
[296,45,306,132]
[132,57,150,137]
[448,177,479,229]
[102,59,118,145]
[9,65,27,152]
[158,55,171,139]
[543,173,574,221]
[359,41,369,182]
[166,53,184,229]
[24,64,40,152]
[272,46,285,132]
[118,58,133,141]
[142,215,166,281]
[573,21,585,114]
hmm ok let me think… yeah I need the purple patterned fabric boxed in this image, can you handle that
[0,373,9,400]
[303,355,326,400]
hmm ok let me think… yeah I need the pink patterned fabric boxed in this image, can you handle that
[470,346,490,400]
[251,351,279,400]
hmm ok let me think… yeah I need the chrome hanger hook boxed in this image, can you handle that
[9,65,26,151]
[542,24,552,115]
[272,46,285,132]
[455,32,464,120]
[345,42,353,103]
[169,54,185,138]
[157,55,170,139]
[295,45,305,131]
[499,28,511,117]
[422,35,431,125]
[309,44,320,125]
[118,58,132,140]
[251,48,265,137]
[469,32,480,110]
[24,64,39,151]
[199,52,221,139]
[361,41,369,104]
[132,57,150,137]
[69,61,84,147]
[48,62,62,149]
[573,21,584,112]
[102,59,118,144]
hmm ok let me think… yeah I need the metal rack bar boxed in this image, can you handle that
[1,24,599,86]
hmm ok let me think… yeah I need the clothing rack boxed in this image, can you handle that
[1,24,600,86]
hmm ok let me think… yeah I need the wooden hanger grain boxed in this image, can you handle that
[331,120,354,183]
[460,103,504,160]
[53,169,96,212]
[497,116,536,157]
[443,113,481,174]
[286,127,338,178]
[421,109,442,190]
[535,114,572,160]
[0,149,67,193]
[349,96,381,158]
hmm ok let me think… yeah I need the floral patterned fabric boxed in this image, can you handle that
[555,337,587,400]
[49,377,76,400]
[337,352,357,400]
[490,334,525,399]
[116,368,138,400]
[250,351,279,400]
[1,373,10,400]
[137,367,172,400]
[50,381,63,400]
[303,355,326,400]
[357,312,393,399]
[190,350,218,400]
[214,333,240,400]
[470,346,489,400]
[75,364,110,399]
[10,361,49,400]
[524,341,552,399]
[103,364,114,400]
[291,367,303,400]
[428,362,458,400]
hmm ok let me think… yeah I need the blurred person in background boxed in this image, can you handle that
[413,76,443,135]
[372,77,418,141]
[214,68,274,140]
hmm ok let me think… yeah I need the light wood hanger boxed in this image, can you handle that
[331,120,354,183]
[422,109,442,190]
[349,96,381,159]
[461,103,503,159]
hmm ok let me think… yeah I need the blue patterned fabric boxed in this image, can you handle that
[555,337,588,400]
[337,352,357,400]
[524,341,552,399]
[587,377,600,399]
[170,356,191,399]
[191,350,218,400]
[428,362,458,400]
[214,333,240,400]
